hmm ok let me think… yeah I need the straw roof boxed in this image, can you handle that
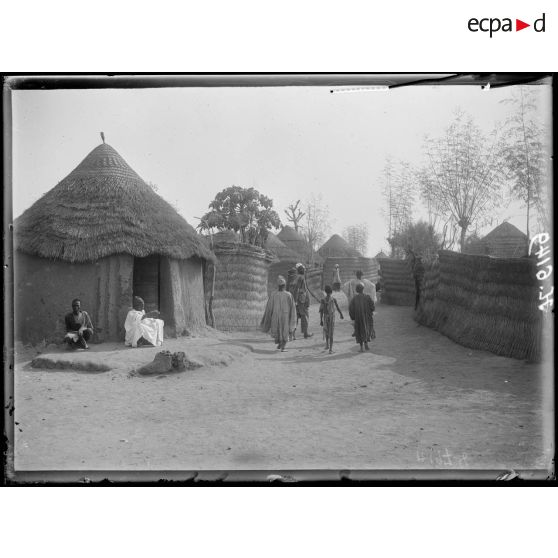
[482,221,527,241]
[264,231,300,261]
[375,250,389,259]
[277,226,310,259]
[15,143,215,263]
[318,234,362,258]
[466,222,528,258]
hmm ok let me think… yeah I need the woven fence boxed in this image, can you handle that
[322,257,380,288]
[207,242,277,331]
[377,258,415,305]
[415,251,543,361]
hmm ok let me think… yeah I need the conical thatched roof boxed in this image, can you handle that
[318,234,362,258]
[482,221,527,241]
[277,226,310,260]
[15,143,215,263]
[474,221,529,258]
[375,250,389,259]
[264,231,300,261]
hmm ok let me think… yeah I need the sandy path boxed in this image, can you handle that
[13,303,552,473]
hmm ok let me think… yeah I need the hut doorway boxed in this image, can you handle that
[133,255,160,313]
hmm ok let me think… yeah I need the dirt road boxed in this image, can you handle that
[13,302,552,475]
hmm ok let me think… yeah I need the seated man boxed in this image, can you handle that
[124,296,164,348]
[64,298,94,349]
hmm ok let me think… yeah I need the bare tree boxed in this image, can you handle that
[301,193,331,263]
[284,200,305,232]
[500,86,550,238]
[343,223,368,255]
[418,113,505,252]
[381,158,415,257]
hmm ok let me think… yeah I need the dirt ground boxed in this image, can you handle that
[11,301,553,476]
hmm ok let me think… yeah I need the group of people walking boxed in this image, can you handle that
[261,265,377,354]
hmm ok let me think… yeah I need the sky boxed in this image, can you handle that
[11,82,552,256]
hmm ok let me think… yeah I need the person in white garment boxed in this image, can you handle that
[343,270,377,304]
[124,296,164,348]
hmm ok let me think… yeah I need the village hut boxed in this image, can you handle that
[465,222,529,258]
[265,232,301,295]
[276,225,324,266]
[319,234,379,291]
[375,250,389,259]
[205,239,277,331]
[14,141,215,345]
[318,234,362,259]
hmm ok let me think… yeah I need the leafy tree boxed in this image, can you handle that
[390,220,441,258]
[343,223,368,256]
[499,86,550,238]
[418,112,505,252]
[284,200,305,232]
[197,186,281,247]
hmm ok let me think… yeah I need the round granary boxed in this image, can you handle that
[209,242,277,331]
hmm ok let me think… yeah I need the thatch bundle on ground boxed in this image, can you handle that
[14,142,215,344]
[322,257,379,289]
[208,242,277,331]
[415,251,543,361]
[377,257,415,305]
[465,222,529,258]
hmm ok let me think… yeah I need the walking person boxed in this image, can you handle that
[293,263,319,339]
[319,285,344,354]
[348,283,376,352]
[343,270,377,338]
[261,275,297,352]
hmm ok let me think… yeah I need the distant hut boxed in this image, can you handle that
[318,234,362,259]
[276,225,324,266]
[14,141,215,344]
[319,234,379,289]
[466,222,529,258]
[375,250,389,259]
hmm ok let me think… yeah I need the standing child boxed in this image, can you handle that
[319,284,344,354]
[348,282,375,352]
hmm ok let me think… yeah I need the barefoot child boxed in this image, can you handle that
[319,285,344,354]
[348,282,375,352]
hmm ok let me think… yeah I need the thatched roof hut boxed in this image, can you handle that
[465,222,528,258]
[375,250,389,259]
[318,234,362,258]
[265,231,300,261]
[276,225,325,266]
[14,142,214,344]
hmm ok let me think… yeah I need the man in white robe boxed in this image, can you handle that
[124,296,164,348]
[260,275,296,352]
[343,270,377,304]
